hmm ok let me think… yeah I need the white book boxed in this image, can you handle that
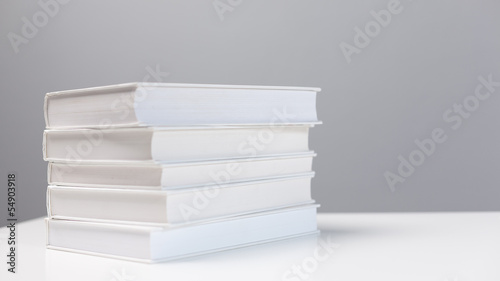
[44,83,320,129]
[48,152,315,189]
[43,125,312,163]
[46,204,319,262]
[47,174,314,224]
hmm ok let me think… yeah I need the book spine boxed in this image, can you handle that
[44,94,50,128]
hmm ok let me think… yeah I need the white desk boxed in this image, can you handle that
[1,212,499,281]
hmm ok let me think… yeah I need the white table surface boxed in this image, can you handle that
[1,212,499,281]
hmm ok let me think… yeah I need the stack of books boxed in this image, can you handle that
[42,83,321,262]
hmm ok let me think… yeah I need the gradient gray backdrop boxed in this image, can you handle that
[1,0,499,226]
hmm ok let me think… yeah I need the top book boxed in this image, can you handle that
[44,83,320,129]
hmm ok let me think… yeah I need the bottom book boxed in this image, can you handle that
[46,204,319,263]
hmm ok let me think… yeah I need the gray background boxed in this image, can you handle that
[1,0,499,226]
